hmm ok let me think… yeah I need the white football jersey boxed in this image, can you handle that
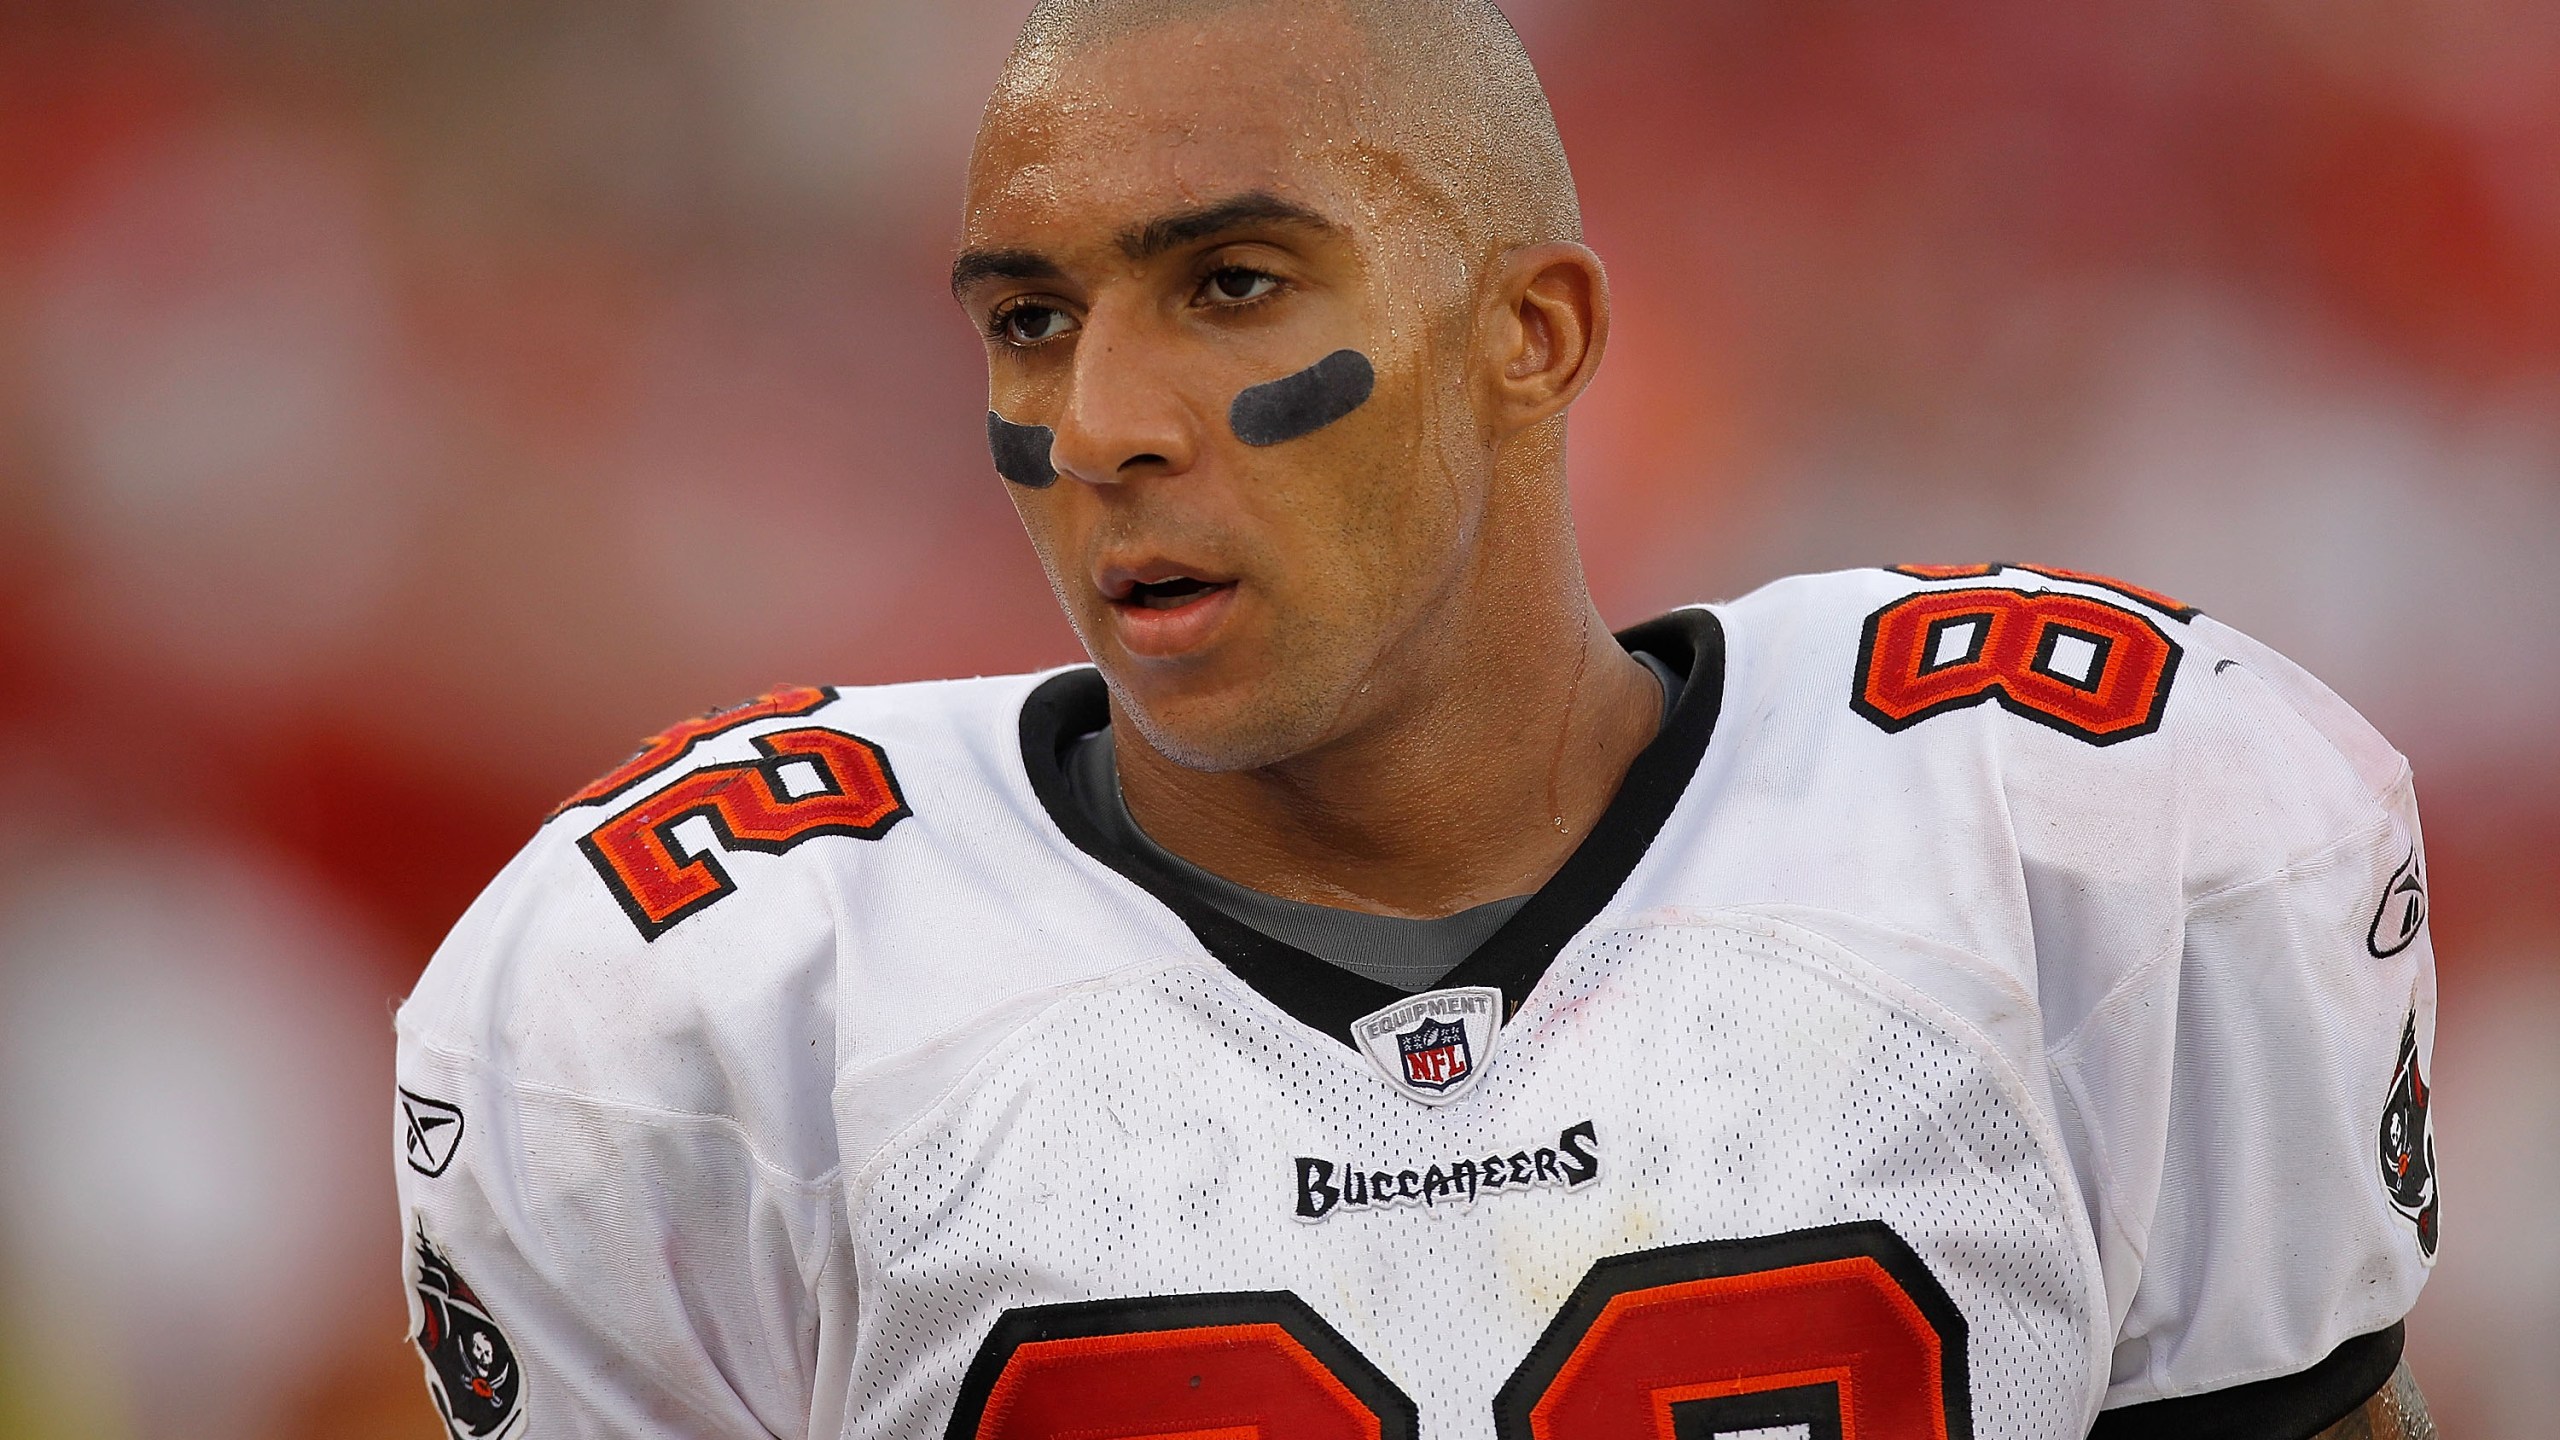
[395,564,2437,1440]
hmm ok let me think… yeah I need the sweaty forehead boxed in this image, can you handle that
[965,11,1417,248]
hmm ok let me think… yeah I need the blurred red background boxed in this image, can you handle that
[1,2,2552,1435]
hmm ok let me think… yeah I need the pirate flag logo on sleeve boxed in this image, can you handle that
[411,1222,526,1438]
[2378,1006,2439,1263]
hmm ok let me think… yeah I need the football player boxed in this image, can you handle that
[394,2,2442,1437]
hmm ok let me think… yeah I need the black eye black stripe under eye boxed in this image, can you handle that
[1230,350,1374,447]
[987,347,1372,484]
[987,412,1057,488]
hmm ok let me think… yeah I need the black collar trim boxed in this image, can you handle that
[1018,608,1727,1047]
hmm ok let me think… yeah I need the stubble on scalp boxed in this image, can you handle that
[992,0,1582,259]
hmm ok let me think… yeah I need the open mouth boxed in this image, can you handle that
[1118,576,1232,611]
[1094,560,1242,656]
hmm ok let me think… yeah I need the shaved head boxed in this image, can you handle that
[954,0,1624,795]
[994,0,1580,258]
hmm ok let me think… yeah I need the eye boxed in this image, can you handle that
[993,302,1076,347]
[1199,266,1279,306]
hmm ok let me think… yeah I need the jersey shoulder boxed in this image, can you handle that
[396,670,1124,1175]
[1709,563,2414,889]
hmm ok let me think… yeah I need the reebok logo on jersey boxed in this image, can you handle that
[1350,986,1503,1105]
[401,1088,465,1177]
[1294,1121,1599,1221]
[2367,844,2428,958]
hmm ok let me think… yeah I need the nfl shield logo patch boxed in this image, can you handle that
[1398,1017,1472,1091]
[1351,986,1503,1106]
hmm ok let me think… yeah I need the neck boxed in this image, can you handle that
[1113,565,1662,919]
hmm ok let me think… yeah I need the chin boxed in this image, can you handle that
[1108,662,1350,774]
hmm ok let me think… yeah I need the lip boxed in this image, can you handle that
[1093,555,1241,660]
[1096,554,1237,597]
[1105,579,1239,659]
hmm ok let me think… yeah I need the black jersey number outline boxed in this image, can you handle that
[1854,587,2182,746]
[949,1221,1966,1440]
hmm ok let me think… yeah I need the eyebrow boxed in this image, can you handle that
[948,247,1066,298]
[1115,191,1341,262]
[949,191,1342,299]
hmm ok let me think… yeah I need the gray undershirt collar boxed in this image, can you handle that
[1063,650,1682,994]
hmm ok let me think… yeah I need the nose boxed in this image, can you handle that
[1046,307,1199,486]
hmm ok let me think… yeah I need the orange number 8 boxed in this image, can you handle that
[950,1223,1967,1440]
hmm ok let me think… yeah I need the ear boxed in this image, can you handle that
[1479,241,1610,438]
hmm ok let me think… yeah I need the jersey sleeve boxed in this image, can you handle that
[395,1047,838,1439]
[393,810,851,1440]
[2053,616,2437,1435]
